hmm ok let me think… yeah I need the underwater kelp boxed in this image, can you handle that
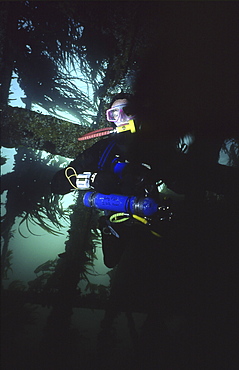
[0,105,97,158]
[221,138,239,168]
[0,155,7,165]
[0,2,152,123]
[34,192,109,369]
[2,249,13,280]
[34,259,58,276]
[42,192,101,295]
[1,147,69,280]
[24,201,108,307]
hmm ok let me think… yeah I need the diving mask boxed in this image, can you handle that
[106,104,135,126]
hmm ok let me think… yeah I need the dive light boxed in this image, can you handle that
[83,192,160,217]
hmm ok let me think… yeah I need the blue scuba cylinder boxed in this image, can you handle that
[83,192,159,217]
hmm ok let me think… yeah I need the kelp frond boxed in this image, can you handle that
[17,194,69,237]
[0,156,8,165]
[7,279,26,291]
[221,138,239,167]
[3,147,70,238]
[2,250,13,280]
[34,259,57,275]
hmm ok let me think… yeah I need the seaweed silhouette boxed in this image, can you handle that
[1,147,69,280]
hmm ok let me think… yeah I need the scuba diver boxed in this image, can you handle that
[51,94,176,370]
[51,92,170,270]
[51,92,138,197]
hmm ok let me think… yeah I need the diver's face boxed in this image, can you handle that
[106,99,134,126]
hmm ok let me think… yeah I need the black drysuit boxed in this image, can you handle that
[51,131,159,269]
